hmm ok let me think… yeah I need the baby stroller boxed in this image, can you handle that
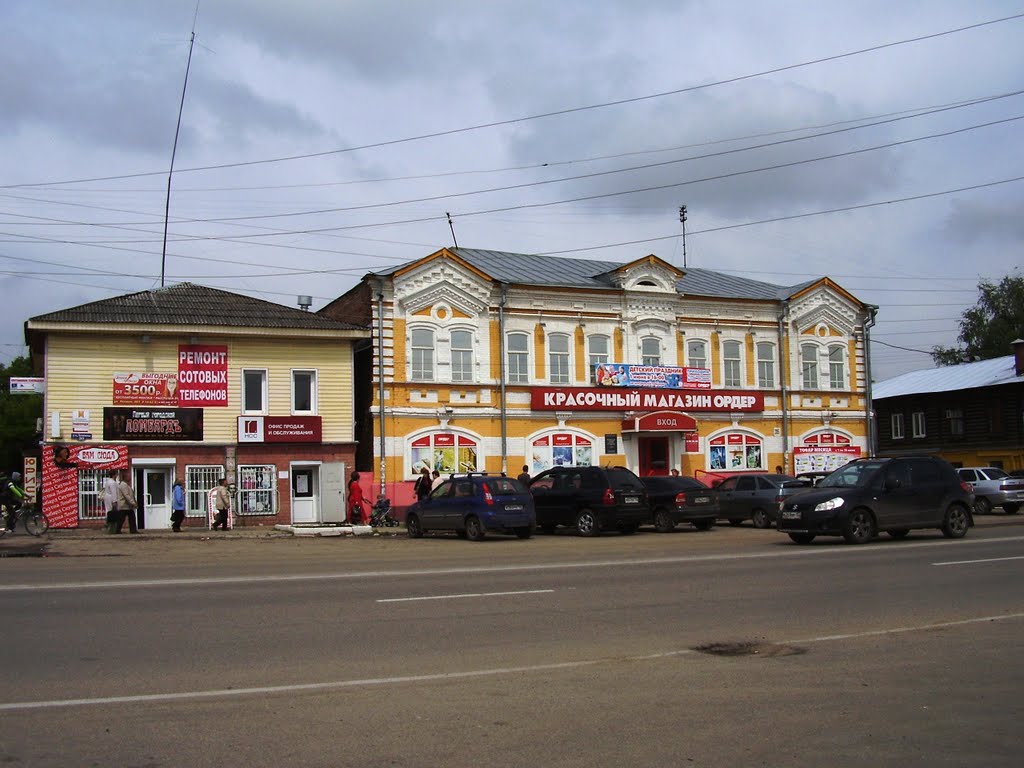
[369,496,400,527]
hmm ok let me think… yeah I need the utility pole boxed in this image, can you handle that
[678,205,688,268]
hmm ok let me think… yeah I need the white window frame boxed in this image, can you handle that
[291,369,317,415]
[548,333,571,385]
[588,334,610,384]
[687,339,708,370]
[237,464,277,516]
[185,464,225,518]
[507,332,530,384]
[891,413,905,440]
[722,339,742,388]
[911,411,926,438]
[410,327,435,382]
[450,328,474,383]
[828,344,846,390]
[242,368,268,414]
[641,336,661,366]
[801,343,819,390]
[756,342,775,388]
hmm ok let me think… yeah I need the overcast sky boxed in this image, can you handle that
[2,0,1022,381]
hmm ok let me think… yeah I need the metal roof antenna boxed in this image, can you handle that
[446,212,459,249]
[678,205,688,269]
[161,1,201,288]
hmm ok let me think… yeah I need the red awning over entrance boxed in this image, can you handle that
[621,410,697,432]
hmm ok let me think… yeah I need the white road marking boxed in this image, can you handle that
[377,589,554,603]
[4,534,1024,593]
[2,612,1022,712]
[933,555,1024,566]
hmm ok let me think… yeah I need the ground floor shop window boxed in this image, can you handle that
[530,432,594,474]
[709,433,763,471]
[237,464,276,515]
[77,469,106,521]
[186,465,224,517]
[793,432,860,473]
[411,433,479,475]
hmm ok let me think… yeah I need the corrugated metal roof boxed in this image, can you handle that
[27,282,367,332]
[873,355,1022,399]
[375,248,829,302]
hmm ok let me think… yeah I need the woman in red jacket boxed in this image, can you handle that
[347,471,370,525]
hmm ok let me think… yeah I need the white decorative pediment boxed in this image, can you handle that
[790,288,858,335]
[397,261,490,317]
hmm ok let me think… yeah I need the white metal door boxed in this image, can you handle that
[291,466,318,523]
[321,462,346,523]
[143,468,171,530]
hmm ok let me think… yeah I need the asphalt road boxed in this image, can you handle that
[1,520,1022,767]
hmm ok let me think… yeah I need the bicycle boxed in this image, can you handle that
[0,503,50,537]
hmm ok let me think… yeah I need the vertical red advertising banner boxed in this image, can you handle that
[177,344,229,407]
[41,444,129,528]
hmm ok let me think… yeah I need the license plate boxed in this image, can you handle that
[504,504,523,511]
[692,496,710,504]
[782,510,801,519]
[624,496,639,504]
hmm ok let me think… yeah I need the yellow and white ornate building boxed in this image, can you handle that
[323,248,877,504]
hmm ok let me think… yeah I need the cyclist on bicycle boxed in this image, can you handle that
[1,472,25,532]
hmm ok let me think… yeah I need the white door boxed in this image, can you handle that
[291,466,319,523]
[142,468,171,530]
[321,462,346,523]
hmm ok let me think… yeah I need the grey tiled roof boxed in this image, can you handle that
[376,248,833,302]
[27,283,367,331]
[873,355,1022,398]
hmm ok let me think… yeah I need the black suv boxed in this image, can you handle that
[528,466,648,536]
[641,475,718,532]
[776,456,973,545]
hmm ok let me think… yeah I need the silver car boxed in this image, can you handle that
[956,467,1024,515]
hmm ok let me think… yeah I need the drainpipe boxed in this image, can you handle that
[863,305,878,457]
[498,282,509,474]
[376,282,387,500]
[778,301,790,472]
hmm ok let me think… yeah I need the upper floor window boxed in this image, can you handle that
[722,340,742,388]
[891,412,905,439]
[242,369,267,413]
[291,369,317,414]
[507,332,530,384]
[687,339,707,370]
[911,411,926,438]
[801,343,819,389]
[450,329,473,383]
[756,342,775,388]
[828,344,846,389]
[588,335,610,384]
[548,333,571,384]
[945,408,964,437]
[641,336,661,366]
[410,328,434,381]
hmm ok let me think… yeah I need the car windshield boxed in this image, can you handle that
[818,460,886,488]
[984,468,1009,480]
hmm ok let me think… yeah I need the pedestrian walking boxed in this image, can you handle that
[171,479,186,532]
[347,471,369,525]
[431,470,443,490]
[102,470,119,534]
[211,477,231,531]
[517,464,531,485]
[414,467,432,501]
[113,472,139,534]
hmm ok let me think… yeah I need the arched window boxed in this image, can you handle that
[410,328,434,381]
[708,432,763,471]
[801,343,819,389]
[410,432,479,474]
[548,333,571,384]
[451,329,473,383]
[687,339,707,369]
[756,342,775,388]
[506,332,530,384]
[588,334,610,383]
[528,431,595,473]
[641,336,661,366]
[828,344,846,389]
[722,340,742,387]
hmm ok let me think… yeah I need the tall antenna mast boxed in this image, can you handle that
[678,205,688,268]
[446,211,459,248]
[160,2,201,287]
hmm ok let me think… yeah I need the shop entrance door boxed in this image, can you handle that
[141,468,171,530]
[638,436,670,476]
[291,465,319,523]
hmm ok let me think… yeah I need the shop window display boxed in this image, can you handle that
[530,433,594,474]
[410,433,479,475]
[238,464,276,515]
[708,433,763,471]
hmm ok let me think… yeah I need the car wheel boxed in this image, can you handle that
[973,496,991,515]
[728,519,743,527]
[888,528,910,539]
[941,504,970,539]
[464,515,486,541]
[575,509,599,537]
[842,508,876,545]
[788,532,815,545]
[654,509,676,533]
[692,518,714,531]
[406,513,423,539]
[1003,504,1020,515]
[514,526,533,539]
[751,508,771,529]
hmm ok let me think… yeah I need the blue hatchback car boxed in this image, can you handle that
[405,473,536,541]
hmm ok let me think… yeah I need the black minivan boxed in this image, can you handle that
[776,456,973,545]
[528,465,648,536]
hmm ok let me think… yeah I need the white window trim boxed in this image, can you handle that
[241,368,269,415]
[911,411,926,438]
[587,334,611,383]
[548,332,573,385]
[409,326,436,382]
[891,413,905,440]
[756,342,775,388]
[721,338,743,388]
[686,339,709,370]
[291,368,318,415]
[449,327,475,384]
[827,343,847,390]
[506,331,531,385]
[800,343,820,390]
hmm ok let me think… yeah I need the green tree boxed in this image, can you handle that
[931,274,1024,366]
[0,355,42,473]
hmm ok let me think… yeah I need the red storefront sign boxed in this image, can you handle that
[622,411,698,432]
[41,444,129,528]
[532,387,763,412]
[237,416,322,443]
[177,344,228,407]
[684,433,700,453]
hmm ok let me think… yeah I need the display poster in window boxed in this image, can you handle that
[40,443,129,529]
[793,446,861,473]
[103,408,204,441]
[177,344,229,407]
[531,433,593,473]
[593,363,711,389]
[410,434,478,475]
[709,434,762,471]
[112,372,179,406]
